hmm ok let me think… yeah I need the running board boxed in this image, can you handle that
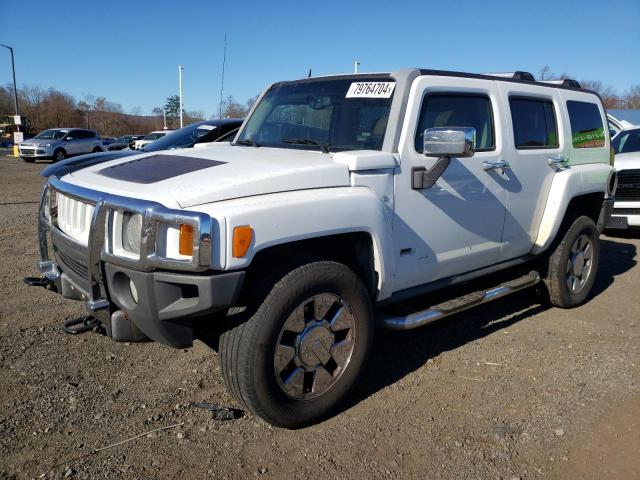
[379,271,541,330]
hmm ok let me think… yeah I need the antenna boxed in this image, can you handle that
[219,34,227,119]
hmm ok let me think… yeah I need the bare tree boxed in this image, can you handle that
[621,85,640,109]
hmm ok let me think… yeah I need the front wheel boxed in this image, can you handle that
[219,261,373,428]
[92,147,103,153]
[540,215,600,308]
[53,149,66,162]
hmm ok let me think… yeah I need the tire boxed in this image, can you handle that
[540,215,600,308]
[219,261,374,428]
[92,147,102,153]
[53,149,66,162]
[21,156,35,163]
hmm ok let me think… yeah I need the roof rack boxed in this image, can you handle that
[539,78,582,88]
[487,71,536,81]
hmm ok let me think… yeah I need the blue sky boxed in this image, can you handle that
[1,0,639,118]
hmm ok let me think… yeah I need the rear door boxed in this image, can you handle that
[496,84,567,261]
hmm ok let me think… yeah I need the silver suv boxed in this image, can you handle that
[19,128,103,163]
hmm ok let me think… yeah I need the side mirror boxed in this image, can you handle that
[423,127,476,158]
[65,136,74,141]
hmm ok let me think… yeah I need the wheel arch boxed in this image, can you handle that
[532,164,613,255]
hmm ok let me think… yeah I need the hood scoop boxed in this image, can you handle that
[99,154,225,184]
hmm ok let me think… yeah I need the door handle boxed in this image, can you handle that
[548,155,569,166]
[482,160,510,171]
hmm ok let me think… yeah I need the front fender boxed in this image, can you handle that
[189,187,395,300]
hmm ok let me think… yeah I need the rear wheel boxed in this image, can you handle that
[53,149,66,162]
[540,215,600,308]
[92,147,102,153]
[219,261,373,428]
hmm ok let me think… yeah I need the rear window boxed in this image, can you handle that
[509,97,558,149]
[567,100,606,148]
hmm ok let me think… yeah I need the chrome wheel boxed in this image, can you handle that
[274,293,356,400]
[566,233,593,294]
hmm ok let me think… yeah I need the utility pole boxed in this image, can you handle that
[219,34,227,118]
[354,61,360,74]
[163,108,167,130]
[0,44,19,117]
[178,65,184,128]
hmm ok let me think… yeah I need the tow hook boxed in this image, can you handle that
[23,276,54,287]
[63,316,103,335]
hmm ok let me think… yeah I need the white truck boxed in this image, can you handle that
[27,69,616,428]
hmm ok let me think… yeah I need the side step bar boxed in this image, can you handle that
[379,271,541,330]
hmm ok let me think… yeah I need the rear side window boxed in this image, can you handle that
[567,100,605,148]
[415,94,495,152]
[509,97,558,149]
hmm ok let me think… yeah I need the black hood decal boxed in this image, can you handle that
[99,154,225,184]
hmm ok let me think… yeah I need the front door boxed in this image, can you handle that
[392,76,508,292]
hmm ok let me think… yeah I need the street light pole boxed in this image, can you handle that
[178,65,184,128]
[0,44,19,117]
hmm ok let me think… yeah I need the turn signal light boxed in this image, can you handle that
[179,224,195,256]
[233,226,253,258]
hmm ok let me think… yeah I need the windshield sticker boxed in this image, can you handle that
[346,82,395,98]
[197,125,217,130]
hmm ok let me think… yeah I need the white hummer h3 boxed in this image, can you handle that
[28,69,617,428]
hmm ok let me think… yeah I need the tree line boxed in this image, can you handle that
[1,69,638,137]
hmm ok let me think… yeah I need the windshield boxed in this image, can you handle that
[143,132,165,141]
[114,136,131,143]
[35,129,66,140]
[236,77,395,152]
[142,123,224,152]
[612,129,640,154]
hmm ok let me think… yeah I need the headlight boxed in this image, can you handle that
[39,143,51,147]
[121,212,142,254]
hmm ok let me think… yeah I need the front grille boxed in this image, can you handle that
[20,147,35,154]
[613,208,640,215]
[57,249,89,280]
[616,169,640,201]
[55,192,95,245]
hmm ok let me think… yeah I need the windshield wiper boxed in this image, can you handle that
[281,138,331,153]
[234,139,261,147]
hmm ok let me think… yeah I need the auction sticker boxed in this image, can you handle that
[346,82,396,98]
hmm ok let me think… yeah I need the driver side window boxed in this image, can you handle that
[414,93,495,153]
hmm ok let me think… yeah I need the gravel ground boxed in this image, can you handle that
[0,156,638,480]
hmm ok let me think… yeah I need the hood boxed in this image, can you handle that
[62,145,352,208]
[21,138,61,146]
[41,150,135,178]
[614,152,640,172]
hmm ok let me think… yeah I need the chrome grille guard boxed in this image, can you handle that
[37,177,213,312]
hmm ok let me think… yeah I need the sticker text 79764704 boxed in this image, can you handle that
[346,82,396,99]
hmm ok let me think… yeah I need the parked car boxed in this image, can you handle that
[133,130,173,149]
[607,127,640,229]
[27,69,615,428]
[19,128,103,162]
[107,135,144,151]
[41,119,244,178]
[608,114,635,139]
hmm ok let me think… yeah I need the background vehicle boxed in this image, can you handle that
[41,118,243,178]
[28,69,614,428]
[608,127,640,229]
[18,128,103,162]
[133,130,173,149]
[107,135,144,151]
[608,114,636,138]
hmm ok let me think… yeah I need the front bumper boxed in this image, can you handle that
[35,179,243,348]
[606,200,640,230]
[19,145,53,158]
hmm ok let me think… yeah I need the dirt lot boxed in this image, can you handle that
[0,156,638,480]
